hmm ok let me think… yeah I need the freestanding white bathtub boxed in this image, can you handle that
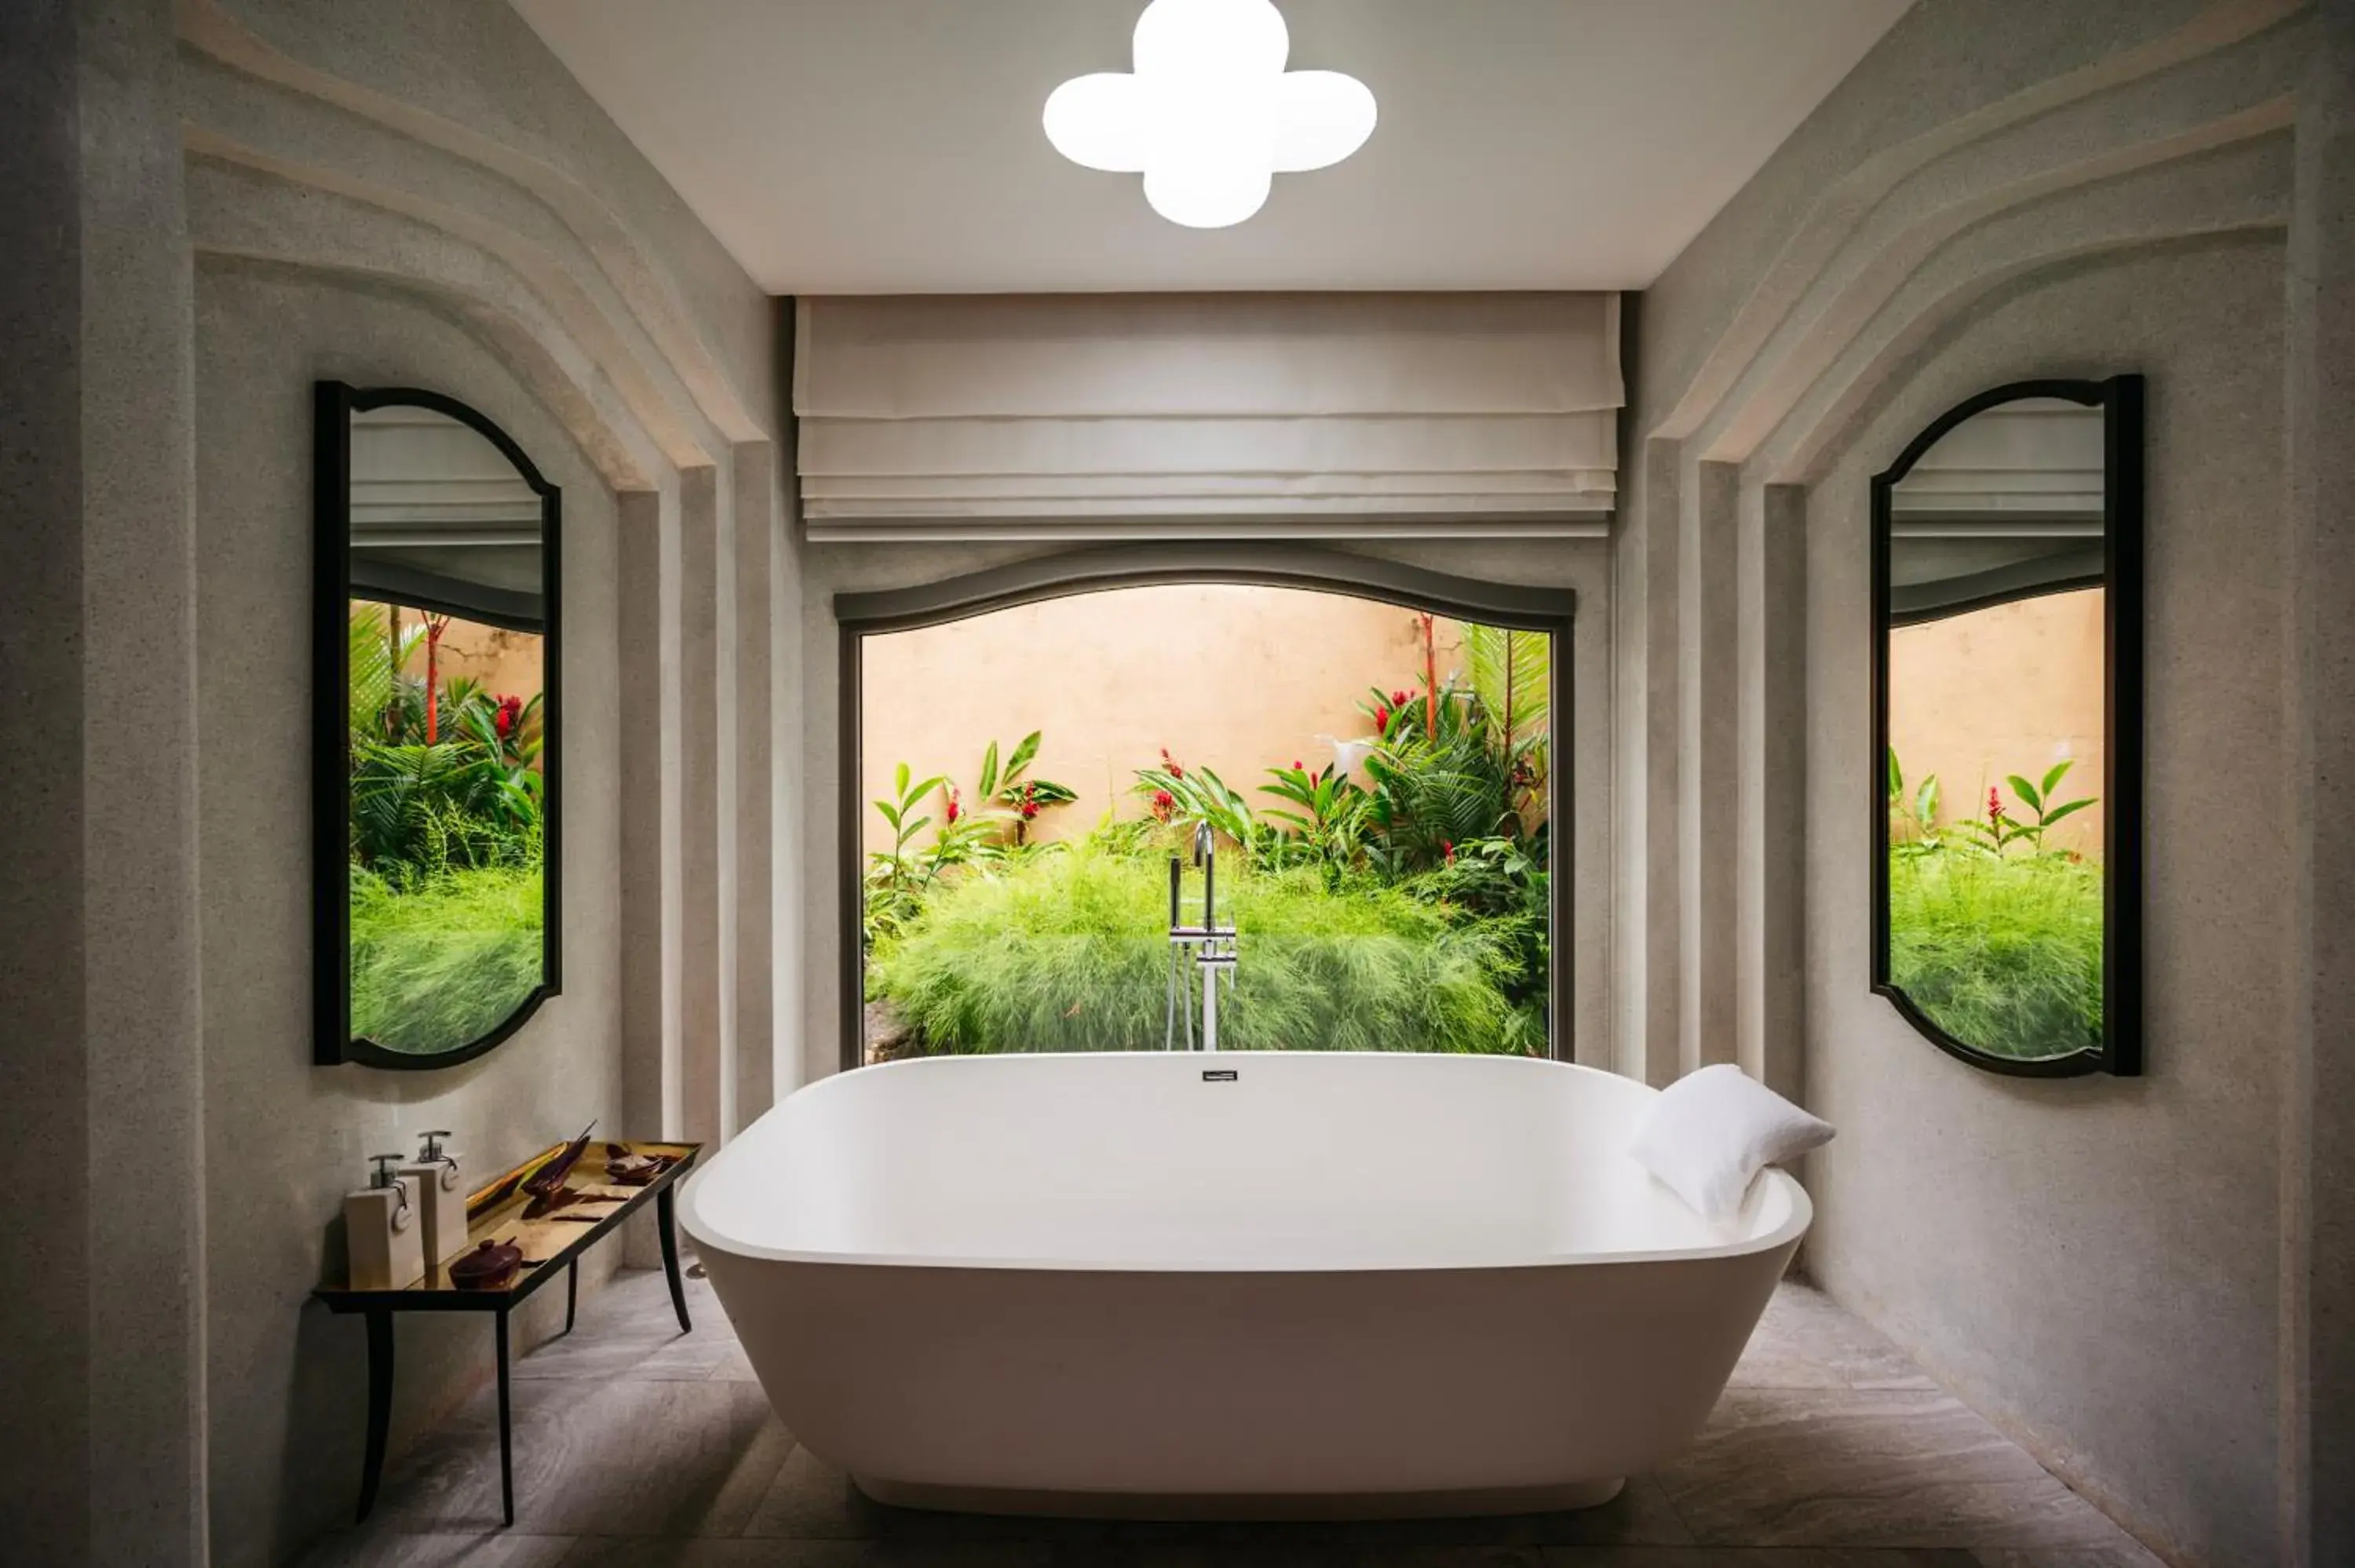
[681,1052,1809,1519]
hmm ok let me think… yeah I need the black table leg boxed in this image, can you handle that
[657,1185,692,1333]
[495,1307,514,1527]
[356,1309,394,1523]
[563,1260,578,1337]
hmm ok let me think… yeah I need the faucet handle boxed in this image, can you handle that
[417,1129,455,1162]
[368,1154,411,1212]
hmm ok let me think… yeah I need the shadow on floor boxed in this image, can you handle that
[294,1268,2165,1568]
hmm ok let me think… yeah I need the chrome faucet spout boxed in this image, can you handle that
[1191,820,1213,866]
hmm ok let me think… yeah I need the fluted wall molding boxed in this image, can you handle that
[175,0,769,446]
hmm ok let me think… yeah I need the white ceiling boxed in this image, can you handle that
[511,0,1909,296]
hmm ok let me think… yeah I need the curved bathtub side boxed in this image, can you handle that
[698,1182,1805,1508]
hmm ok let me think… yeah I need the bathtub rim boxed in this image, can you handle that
[680,1053,1815,1274]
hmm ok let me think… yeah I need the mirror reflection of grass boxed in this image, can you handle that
[350,864,544,1053]
[346,603,547,1053]
[1886,749,2102,1058]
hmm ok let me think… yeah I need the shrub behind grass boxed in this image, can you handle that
[351,864,544,1054]
[871,846,1535,1056]
[1888,850,2102,1059]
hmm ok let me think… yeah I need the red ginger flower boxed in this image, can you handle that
[945,784,962,825]
[1987,786,2003,830]
[1159,746,1185,779]
[1149,789,1175,822]
[1374,705,1392,731]
[493,694,524,739]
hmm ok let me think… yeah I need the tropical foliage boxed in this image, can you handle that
[347,601,545,1053]
[864,621,1554,1058]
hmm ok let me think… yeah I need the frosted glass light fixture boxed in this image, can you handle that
[1044,0,1376,228]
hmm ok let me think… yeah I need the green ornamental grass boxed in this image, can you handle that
[350,864,545,1055]
[870,844,1537,1056]
[1887,849,2102,1059]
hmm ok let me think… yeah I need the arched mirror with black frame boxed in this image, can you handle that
[1870,376,2142,1078]
[312,382,562,1069]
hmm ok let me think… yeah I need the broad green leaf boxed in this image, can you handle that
[2039,798,2095,826]
[1886,746,1903,800]
[894,761,909,799]
[1006,731,1042,779]
[1916,776,1941,826]
[2008,775,2043,813]
[2042,759,2074,798]
[977,740,1000,802]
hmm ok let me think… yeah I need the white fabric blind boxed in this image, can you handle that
[794,293,1621,540]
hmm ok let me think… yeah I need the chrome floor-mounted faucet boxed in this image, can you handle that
[1167,822,1238,1052]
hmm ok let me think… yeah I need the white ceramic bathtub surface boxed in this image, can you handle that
[682,1052,1809,1518]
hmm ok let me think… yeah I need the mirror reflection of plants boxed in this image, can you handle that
[1885,748,2102,1058]
[346,601,544,1053]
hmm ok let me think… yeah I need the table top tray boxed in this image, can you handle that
[313,1139,700,1312]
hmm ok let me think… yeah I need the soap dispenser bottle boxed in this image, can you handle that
[400,1130,471,1267]
[344,1154,424,1291]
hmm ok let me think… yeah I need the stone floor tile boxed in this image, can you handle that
[367,1377,791,1537]
[1970,1546,2170,1568]
[293,1530,580,1567]
[1656,1391,2142,1552]
[1729,1285,1941,1392]
[561,1541,1054,1567]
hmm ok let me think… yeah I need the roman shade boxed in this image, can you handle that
[793,293,1622,540]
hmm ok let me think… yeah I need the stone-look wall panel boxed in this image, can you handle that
[1802,239,2289,1566]
[189,0,774,440]
[193,261,628,1568]
[2282,5,2355,1560]
[1623,5,2334,1557]
[1678,461,1740,1075]
[0,2,211,1563]
[1738,483,1808,1096]
[0,5,97,1559]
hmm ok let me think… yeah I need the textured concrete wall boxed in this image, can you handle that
[1803,238,2290,1566]
[2280,5,2355,1560]
[1619,1,2337,1562]
[0,2,210,1563]
[192,262,628,1566]
[0,0,790,1559]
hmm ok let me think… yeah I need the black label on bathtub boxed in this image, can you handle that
[1202,1068,1238,1081]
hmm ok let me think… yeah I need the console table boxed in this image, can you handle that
[313,1139,702,1526]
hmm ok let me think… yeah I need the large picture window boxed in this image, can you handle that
[837,550,1572,1069]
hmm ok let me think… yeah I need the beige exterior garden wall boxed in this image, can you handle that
[1886,589,2106,855]
[860,585,1528,854]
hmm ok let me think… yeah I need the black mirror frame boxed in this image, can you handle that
[1868,374,2144,1078]
[312,381,564,1070]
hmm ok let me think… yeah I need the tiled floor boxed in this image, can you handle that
[300,1267,2166,1568]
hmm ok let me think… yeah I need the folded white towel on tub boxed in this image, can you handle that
[1628,1063,1835,1223]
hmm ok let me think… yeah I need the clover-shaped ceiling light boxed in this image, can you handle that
[1043,0,1377,229]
